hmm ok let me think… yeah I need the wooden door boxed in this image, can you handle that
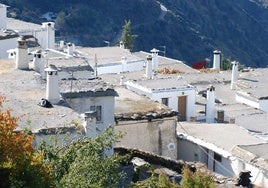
[178,96,187,121]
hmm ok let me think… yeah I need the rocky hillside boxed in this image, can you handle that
[3,0,268,67]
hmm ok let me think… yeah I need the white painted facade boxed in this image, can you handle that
[126,81,196,121]
[96,59,144,75]
[65,96,115,133]
[177,134,268,187]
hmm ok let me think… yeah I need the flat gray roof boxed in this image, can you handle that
[134,51,197,73]
[76,46,143,65]
[177,122,266,153]
[0,59,83,133]
[232,143,268,171]
[7,18,41,31]
[237,68,268,99]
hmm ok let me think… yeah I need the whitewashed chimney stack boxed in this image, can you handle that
[212,50,221,69]
[206,85,215,123]
[151,48,159,71]
[146,55,153,79]
[15,38,29,70]
[45,64,60,104]
[231,61,239,90]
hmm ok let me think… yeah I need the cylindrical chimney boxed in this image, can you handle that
[83,111,97,138]
[45,64,60,104]
[120,75,125,86]
[212,50,221,69]
[15,37,29,70]
[151,48,159,71]
[67,42,73,56]
[42,22,55,49]
[231,61,239,90]
[146,55,153,79]
[59,40,64,51]
[206,85,215,123]
[121,56,127,72]
[0,4,7,29]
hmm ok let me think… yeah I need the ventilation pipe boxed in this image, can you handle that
[45,64,60,104]
[121,56,127,72]
[0,4,7,29]
[212,50,221,69]
[146,55,153,79]
[83,111,97,138]
[151,48,159,71]
[231,61,239,90]
[15,37,29,70]
[206,85,215,123]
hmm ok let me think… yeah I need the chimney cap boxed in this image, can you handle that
[151,48,159,53]
[213,50,221,54]
[45,64,58,72]
[207,85,215,91]
[83,111,97,118]
[147,55,152,61]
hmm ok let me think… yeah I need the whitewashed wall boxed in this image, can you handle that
[96,60,144,75]
[0,37,17,58]
[126,82,196,121]
[236,93,268,112]
[65,96,115,132]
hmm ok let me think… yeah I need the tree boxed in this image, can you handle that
[120,20,137,51]
[40,126,125,187]
[0,96,52,188]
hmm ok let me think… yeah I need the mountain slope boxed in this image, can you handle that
[3,0,268,67]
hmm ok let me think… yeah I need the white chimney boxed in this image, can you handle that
[83,111,97,138]
[59,40,64,51]
[151,48,159,71]
[0,4,7,29]
[45,64,60,104]
[121,56,127,72]
[15,37,29,70]
[206,85,215,123]
[212,50,221,69]
[146,55,153,79]
[119,41,125,49]
[120,75,125,86]
[41,22,55,49]
[67,42,73,56]
[33,50,45,76]
[231,61,239,90]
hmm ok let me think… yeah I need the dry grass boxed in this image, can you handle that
[158,67,183,74]
[0,59,14,74]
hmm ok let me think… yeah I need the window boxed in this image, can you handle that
[214,152,222,162]
[162,98,169,106]
[90,105,102,122]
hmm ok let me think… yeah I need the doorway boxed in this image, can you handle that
[178,96,187,121]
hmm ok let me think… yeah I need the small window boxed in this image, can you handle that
[162,98,169,106]
[214,152,222,162]
[90,105,102,122]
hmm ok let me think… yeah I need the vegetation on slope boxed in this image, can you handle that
[2,0,268,67]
